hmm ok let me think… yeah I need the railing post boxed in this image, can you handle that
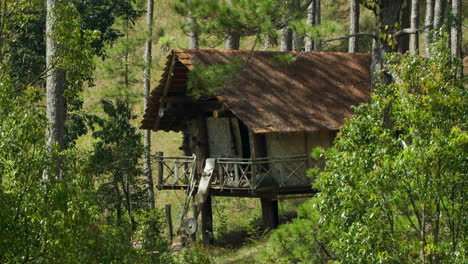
[157,151,164,188]
[165,204,173,244]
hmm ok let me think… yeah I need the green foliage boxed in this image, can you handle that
[173,245,212,264]
[174,0,304,46]
[0,73,146,263]
[89,99,145,224]
[261,37,467,263]
[187,56,243,98]
[270,53,296,66]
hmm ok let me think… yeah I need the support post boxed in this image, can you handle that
[261,197,279,230]
[201,195,214,245]
[157,151,164,188]
[191,204,197,243]
[165,204,173,244]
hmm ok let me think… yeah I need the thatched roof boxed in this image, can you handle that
[142,49,371,133]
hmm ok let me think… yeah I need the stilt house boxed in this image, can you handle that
[141,49,371,244]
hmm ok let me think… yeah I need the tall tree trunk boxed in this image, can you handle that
[370,0,405,88]
[349,0,360,53]
[305,0,316,52]
[143,0,155,210]
[188,0,199,49]
[45,0,65,180]
[398,1,411,53]
[114,176,122,223]
[122,174,136,230]
[280,28,292,51]
[313,0,321,51]
[409,0,420,54]
[224,0,240,50]
[424,0,434,56]
[433,0,446,30]
[292,0,303,51]
[450,0,461,58]
[0,0,7,61]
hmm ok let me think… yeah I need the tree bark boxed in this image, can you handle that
[433,0,446,30]
[143,0,155,209]
[398,1,411,53]
[349,0,360,53]
[450,0,461,58]
[305,0,315,51]
[409,0,420,54]
[188,0,199,49]
[280,27,293,51]
[313,0,321,51]
[45,0,65,180]
[224,0,240,50]
[292,0,302,51]
[424,0,434,56]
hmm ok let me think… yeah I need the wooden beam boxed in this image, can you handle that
[213,110,235,118]
[159,96,195,103]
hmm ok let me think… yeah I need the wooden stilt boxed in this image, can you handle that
[261,197,279,230]
[201,195,214,245]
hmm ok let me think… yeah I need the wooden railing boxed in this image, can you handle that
[154,153,311,190]
[215,155,310,190]
[154,153,197,187]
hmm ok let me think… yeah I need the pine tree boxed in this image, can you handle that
[45,0,65,180]
[143,0,155,210]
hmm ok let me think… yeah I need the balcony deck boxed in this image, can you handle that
[154,154,316,198]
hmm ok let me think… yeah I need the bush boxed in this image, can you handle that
[260,36,467,263]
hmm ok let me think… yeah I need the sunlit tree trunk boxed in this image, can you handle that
[424,0,434,56]
[188,0,199,49]
[143,0,155,209]
[313,0,321,51]
[450,0,461,58]
[433,0,446,30]
[409,0,420,54]
[45,0,65,180]
[349,0,360,53]
[224,0,240,50]
[305,0,315,52]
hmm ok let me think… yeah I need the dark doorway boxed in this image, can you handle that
[238,120,251,158]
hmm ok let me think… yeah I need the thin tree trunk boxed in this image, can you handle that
[292,0,302,51]
[305,1,315,52]
[280,28,292,51]
[349,0,360,53]
[433,0,446,30]
[143,0,155,210]
[188,0,199,49]
[313,0,321,51]
[0,0,7,61]
[450,0,461,58]
[409,0,420,54]
[398,1,411,53]
[424,0,434,56]
[122,174,136,230]
[224,0,240,50]
[114,177,122,223]
[45,0,65,180]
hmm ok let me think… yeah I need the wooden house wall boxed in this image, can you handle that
[206,117,237,158]
[265,131,333,186]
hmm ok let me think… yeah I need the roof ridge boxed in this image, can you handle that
[172,49,370,55]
